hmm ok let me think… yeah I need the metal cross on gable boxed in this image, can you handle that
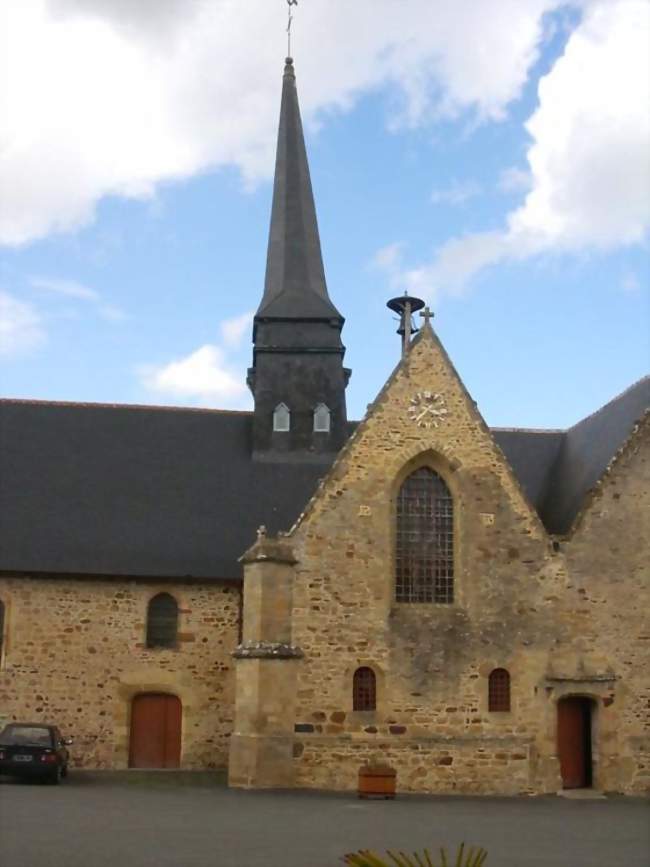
[287,0,298,57]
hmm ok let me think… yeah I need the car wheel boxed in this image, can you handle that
[48,766,62,785]
[61,764,68,779]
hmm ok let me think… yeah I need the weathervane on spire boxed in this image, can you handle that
[286,0,298,57]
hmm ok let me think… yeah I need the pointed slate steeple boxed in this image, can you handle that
[248,58,350,461]
[256,57,342,322]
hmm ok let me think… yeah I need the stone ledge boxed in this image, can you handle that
[545,674,618,683]
[233,641,304,660]
[291,733,533,746]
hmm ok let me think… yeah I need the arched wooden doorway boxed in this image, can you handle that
[129,693,182,769]
[557,696,594,788]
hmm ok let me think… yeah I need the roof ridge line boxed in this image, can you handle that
[567,374,650,432]
[566,407,650,538]
[491,426,566,434]
[0,398,253,415]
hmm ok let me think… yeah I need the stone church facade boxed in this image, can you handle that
[1,57,648,796]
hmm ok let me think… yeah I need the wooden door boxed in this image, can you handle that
[557,697,592,788]
[129,693,181,769]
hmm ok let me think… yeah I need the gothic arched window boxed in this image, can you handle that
[273,403,291,432]
[395,466,454,603]
[146,593,179,649]
[353,667,376,711]
[488,668,511,712]
[313,403,331,432]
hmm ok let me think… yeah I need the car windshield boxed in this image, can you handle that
[0,726,53,747]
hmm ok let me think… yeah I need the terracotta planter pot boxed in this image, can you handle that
[358,765,397,799]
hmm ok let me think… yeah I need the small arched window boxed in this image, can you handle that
[313,403,331,433]
[488,668,511,712]
[146,593,179,649]
[353,667,376,712]
[273,403,290,432]
[395,466,454,603]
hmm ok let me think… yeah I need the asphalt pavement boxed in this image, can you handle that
[0,772,648,867]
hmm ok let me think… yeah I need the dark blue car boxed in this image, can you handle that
[0,723,72,784]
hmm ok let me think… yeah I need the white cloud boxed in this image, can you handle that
[0,291,46,357]
[398,0,650,296]
[403,232,510,297]
[371,242,405,272]
[1,0,565,245]
[497,166,532,194]
[220,311,254,348]
[97,304,128,322]
[31,275,127,321]
[139,344,249,408]
[370,242,408,295]
[431,180,482,207]
[508,0,650,250]
[30,276,99,300]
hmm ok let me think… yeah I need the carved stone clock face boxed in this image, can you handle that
[408,391,448,428]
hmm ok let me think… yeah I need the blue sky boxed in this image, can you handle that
[1,0,648,429]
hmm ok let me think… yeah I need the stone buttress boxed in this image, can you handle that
[228,529,302,788]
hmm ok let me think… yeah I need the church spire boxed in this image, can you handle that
[256,57,342,321]
[248,57,350,461]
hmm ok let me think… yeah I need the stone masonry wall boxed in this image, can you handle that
[0,576,239,769]
[562,413,650,795]
[285,328,649,795]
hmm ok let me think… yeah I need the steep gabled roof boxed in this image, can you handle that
[539,376,650,535]
[492,428,565,513]
[1,377,646,580]
[256,58,342,322]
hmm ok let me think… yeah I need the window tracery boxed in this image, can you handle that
[395,466,454,603]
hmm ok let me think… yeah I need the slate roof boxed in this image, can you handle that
[256,58,342,323]
[0,377,647,580]
[492,428,565,513]
[538,376,650,534]
[0,401,332,581]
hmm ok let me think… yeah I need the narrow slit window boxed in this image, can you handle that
[313,403,331,433]
[353,667,376,711]
[146,593,179,649]
[395,466,454,603]
[488,668,511,712]
[273,403,291,432]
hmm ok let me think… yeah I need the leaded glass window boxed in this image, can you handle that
[488,668,511,712]
[146,593,179,649]
[353,667,376,711]
[395,467,454,603]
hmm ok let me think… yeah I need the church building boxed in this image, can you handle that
[0,57,648,796]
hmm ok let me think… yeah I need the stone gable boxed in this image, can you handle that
[291,323,546,542]
[266,328,650,795]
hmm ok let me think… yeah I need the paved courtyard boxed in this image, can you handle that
[0,772,648,867]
